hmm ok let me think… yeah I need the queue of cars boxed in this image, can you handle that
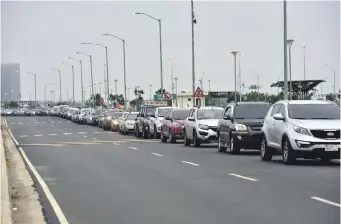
[1,108,49,116]
[10,99,341,165]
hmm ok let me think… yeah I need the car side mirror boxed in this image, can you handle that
[165,117,171,121]
[273,113,285,121]
[223,115,231,120]
[188,117,195,122]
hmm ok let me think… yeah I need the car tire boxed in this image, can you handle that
[282,137,296,165]
[183,130,191,146]
[260,136,272,161]
[154,126,160,139]
[169,131,176,143]
[161,130,167,143]
[218,135,227,153]
[143,129,149,139]
[193,131,201,148]
[320,156,331,164]
[148,127,153,139]
[229,136,240,154]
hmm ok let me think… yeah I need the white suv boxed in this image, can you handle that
[260,100,340,165]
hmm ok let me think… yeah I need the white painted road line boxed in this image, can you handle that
[129,147,138,150]
[311,196,341,208]
[93,132,101,134]
[34,135,42,137]
[77,132,86,134]
[18,123,23,124]
[113,143,120,145]
[181,161,200,166]
[10,123,16,124]
[63,133,72,135]
[150,153,163,157]
[18,147,69,223]
[49,134,58,136]
[20,135,28,138]
[229,173,258,182]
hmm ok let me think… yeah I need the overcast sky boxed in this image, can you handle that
[2,0,340,101]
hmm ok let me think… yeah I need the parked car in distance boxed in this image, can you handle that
[102,110,116,130]
[120,112,139,135]
[183,106,224,147]
[217,102,271,154]
[92,109,106,126]
[161,108,191,143]
[134,105,160,138]
[260,100,340,165]
[110,111,124,132]
[147,107,175,139]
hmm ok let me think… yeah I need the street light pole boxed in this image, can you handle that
[68,57,84,104]
[149,84,152,100]
[301,45,307,80]
[208,80,211,92]
[81,43,109,105]
[66,89,68,102]
[169,57,174,95]
[283,0,289,100]
[174,77,178,107]
[102,34,128,110]
[61,63,75,103]
[10,89,13,101]
[114,79,118,95]
[49,68,62,102]
[26,72,37,103]
[287,39,294,100]
[325,65,336,95]
[231,51,239,102]
[238,53,242,102]
[77,52,94,107]
[190,1,196,105]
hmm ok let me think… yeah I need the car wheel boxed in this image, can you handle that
[320,156,331,164]
[229,136,240,154]
[282,137,295,165]
[193,130,201,148]
[148,127,153,139]
[169,130,176,143]
[218,135,227,153]
[260,136,272,161]
[154,126,160,139]
[161,129,167,143]
[184,130,191,146]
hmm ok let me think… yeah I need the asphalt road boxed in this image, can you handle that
[5,116,340,224]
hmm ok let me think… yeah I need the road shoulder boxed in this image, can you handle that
[1,119,46,224]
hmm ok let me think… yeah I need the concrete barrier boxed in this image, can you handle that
[0,119,13,224]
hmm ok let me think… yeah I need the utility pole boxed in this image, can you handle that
[231,51,239,102]
[174,77,178,107]
[191,0,196,105]
[301,45,307,80]
[66,89,68,102]
[283,0,289,100]
[114,79,118,95]
[149,84,152,100]
[238,53,242,102]
[287,39,294,100]
[208,80,211,92]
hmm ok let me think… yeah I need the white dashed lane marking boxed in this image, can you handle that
[181,161,200,167]
[49,134,58,136]
[129,147,138,150]
[18,123,23,124]
[20,135,28,138]
[63,133,72,135]
[34,135,42,137]
[150,153,163,157]
[228,173,258,182]
[77,132,86,134]
[311,196,340,208]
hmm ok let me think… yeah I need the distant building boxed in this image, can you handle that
[1,63,21,101]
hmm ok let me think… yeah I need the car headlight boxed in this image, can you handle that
[108,116,111,119]
[113,121,118,125]
[198,124,209,130]
[235,124,248,132]
[293,125,311,136]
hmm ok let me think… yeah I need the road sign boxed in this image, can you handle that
[162,91,172,100]
[193,86,204,97]
[154,94,176,101]
[99,98,104,105]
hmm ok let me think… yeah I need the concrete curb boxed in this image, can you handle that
[1,118,13,224]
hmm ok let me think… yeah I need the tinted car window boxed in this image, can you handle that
[145,107,155,115]
[234,104,271,119]
[279,105,286,117]
[173,110,190,120]
[158,108,171,117]
[126,114,138,120]
[288,104,340,119]
[197,108,224,120]
[95,109,105,115]
[107,111,116,116]
[114,112,123,118]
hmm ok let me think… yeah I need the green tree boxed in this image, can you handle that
[155,88,166,94]
[109,94,125,105]
[3,101,19,109]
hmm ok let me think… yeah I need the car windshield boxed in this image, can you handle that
[158,108,171,117]
[173,110,190,120]
[234,104,271,119]
[288,104,340,119]
[95,109,105,115]
[126,114,138,120]
[197,108,224,120]
[145,107,156,115]
[113,112,123,118]
[107,111,116,116]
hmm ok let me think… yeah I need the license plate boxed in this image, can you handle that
[325,145,339,151]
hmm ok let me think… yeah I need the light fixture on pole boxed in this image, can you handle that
[76,52,94,107]
[301,45,307,81]
[325,64,336,95]
[68,57,84,104]
[49,68,62,102]
[26,72,37,103]
[61,62,75,103]
[102,33,128,110]
[231,51,240,102]
[134,12,164,95]
[81,43,109,105]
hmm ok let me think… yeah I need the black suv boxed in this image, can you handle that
[134,105,158,138]
[217,102,271,154]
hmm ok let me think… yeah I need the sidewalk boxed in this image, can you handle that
[1,120,13,224]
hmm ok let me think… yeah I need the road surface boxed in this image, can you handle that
[5,116,340,224]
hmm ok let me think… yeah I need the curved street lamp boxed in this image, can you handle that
[26,72,37,103]
[76,52,94,107]
[49,68,62,102]
[61,62,75,103]
[82,42,109,104]
[68,57,84,104]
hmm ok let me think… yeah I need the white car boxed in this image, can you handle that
[120,112,139,135]
[148,107,175,138]
[260,100,340,164]
[183,106,224,147]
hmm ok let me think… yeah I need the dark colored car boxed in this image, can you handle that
[92,109,106,126]
[161,108,191,143]
[134,105,159,138]
[217,102,271,154]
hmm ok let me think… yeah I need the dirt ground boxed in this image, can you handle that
[2,123,46,224]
